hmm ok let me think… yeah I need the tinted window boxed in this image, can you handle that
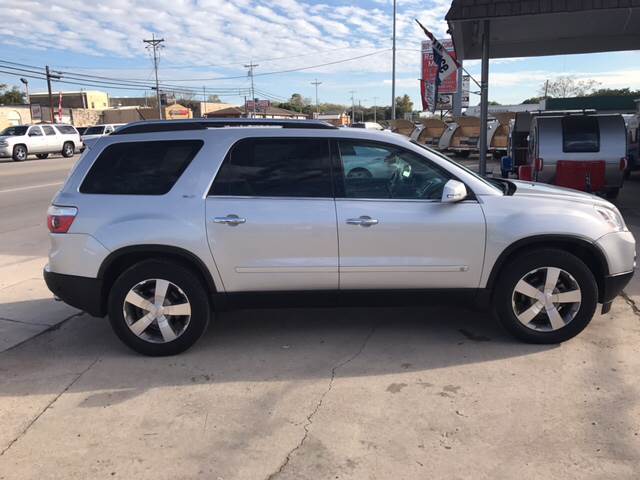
[42,125,56,136]
[55,125,77,135]
[80,140,202,195]
[562,116,599,153]
[28,126,43,136]
[338,140,450,200]
[210,138,332,198]
[84,126,105,135]
[1,126,28,136]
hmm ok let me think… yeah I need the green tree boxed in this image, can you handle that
[521,96,545,104]
[0,84,25,104]
[538,76,600,98]
[394,94,413,117]
[587,88,640,97]
[207,94,221,103]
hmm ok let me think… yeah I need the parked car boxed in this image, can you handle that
[44,119,635,356]
[80,123,126,151]
[76,126,88,136]
[0,124,80,161]
[351,122,385,130]
[524,114,627,198]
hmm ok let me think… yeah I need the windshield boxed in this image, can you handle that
[84,126,105,135]
[410,140,502,194]
[1,126,28,136]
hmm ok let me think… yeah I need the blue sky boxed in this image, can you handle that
[1,0,639,110]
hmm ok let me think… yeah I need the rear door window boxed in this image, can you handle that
[562,116,600,153]
[42,125,56,136]
[209,138,332,198]
[55,125,77,135]
[28,126,43,136]
[80,140,203,195]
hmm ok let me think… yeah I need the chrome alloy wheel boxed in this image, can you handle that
[63,143,74,156]
[123,278,191,343]
[511,267,582,332]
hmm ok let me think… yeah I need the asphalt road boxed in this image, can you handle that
[2,154,640,479]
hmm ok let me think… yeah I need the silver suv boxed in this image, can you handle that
[44,119,636,355]
[0,124,80,161]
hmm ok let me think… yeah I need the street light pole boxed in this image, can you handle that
[391,0,397,120]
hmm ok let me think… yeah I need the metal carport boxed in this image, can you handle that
[446,0,640,175]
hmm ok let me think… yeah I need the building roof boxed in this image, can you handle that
[446,0,640,59]
[544,95,639,113]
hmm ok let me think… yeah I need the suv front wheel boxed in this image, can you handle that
[12,144,27,161]
[494,249,598,344]
[108,259,211,356]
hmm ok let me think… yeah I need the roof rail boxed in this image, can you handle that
[113,118,337,135]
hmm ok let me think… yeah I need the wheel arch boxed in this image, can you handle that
[485,235,609,302]
[98,245,218,312]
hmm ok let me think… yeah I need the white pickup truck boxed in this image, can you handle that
[0,124,81,161]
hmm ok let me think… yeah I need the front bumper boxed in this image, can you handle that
[0,146,11,157]
[44,266,105,317]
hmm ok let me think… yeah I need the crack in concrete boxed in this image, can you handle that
[266,324,377,480]
[0,316,51,327]
[3,311,83,353]
[0,357,100,457]
[621,291,640,317]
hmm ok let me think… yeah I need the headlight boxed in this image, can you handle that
[595,205,625,231]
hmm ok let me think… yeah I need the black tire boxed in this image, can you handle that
[36,153,49,159]
[62,141,74,158]
[493,249,598,344]
[12,144,27,162]
[606,188,620,200]
[108,259,211,356]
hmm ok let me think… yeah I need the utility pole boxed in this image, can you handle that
[311,78,322,117]
[143,33,165,120]
[19,78,29,104]
[349,90,356,125]
[45,66,61,123]
[372,96,378,123]
[391,0,397,120]
[244,61,258,118]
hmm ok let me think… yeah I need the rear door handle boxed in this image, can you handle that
[212,214,246,226]
[346,216,378,227]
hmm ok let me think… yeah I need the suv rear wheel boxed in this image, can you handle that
[12,144,27,161]
[494,249,598,344]
[108,259,211,356]
[62,142,74,158]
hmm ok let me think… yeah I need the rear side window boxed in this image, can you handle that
[55,125,77,135]
[80,140,203,195]
[209,138,332,197]
[42,125,56,136]
[562,116,599,153]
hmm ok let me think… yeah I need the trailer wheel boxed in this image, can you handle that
[605,188,620,200]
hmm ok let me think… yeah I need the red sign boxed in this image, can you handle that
[421,39,458,93]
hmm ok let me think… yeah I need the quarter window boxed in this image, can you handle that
[80,140,203,195]
[209,138,332,198]
[338,140,450,200]
[562,116,600,153]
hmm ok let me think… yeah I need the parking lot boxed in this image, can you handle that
[1,154,640,479]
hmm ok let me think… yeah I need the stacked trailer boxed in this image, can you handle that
[388,119,417,137]
[486,112,515,159]
[410,118,447,147]
[440,116,481,158]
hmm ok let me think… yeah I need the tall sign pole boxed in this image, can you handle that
[391,0,397,120]
[143,34,165,120]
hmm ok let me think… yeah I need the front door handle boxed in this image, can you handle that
[346,216,378,227]
[213,214,246,226]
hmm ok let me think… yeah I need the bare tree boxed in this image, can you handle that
[539,76,601,98]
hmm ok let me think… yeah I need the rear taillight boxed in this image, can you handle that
[47,205,77,233]
[534,157,544,171]
[620,157,628,171]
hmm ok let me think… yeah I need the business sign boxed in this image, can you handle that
[421,38,463,111]
[245,99,270,112]
[461,75,470,108]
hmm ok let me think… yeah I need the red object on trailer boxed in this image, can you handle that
[518,165,533,181]
[555,160,606,193]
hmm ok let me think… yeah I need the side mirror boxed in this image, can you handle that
[441,179,467,203]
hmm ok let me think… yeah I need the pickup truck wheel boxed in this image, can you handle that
[108,260,211,356]
[36,153,49,159]
[12,145,27,161]
[494,249,597,344]
[62,142,75,158]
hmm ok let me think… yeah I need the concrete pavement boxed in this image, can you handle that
[1,155,640,478]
